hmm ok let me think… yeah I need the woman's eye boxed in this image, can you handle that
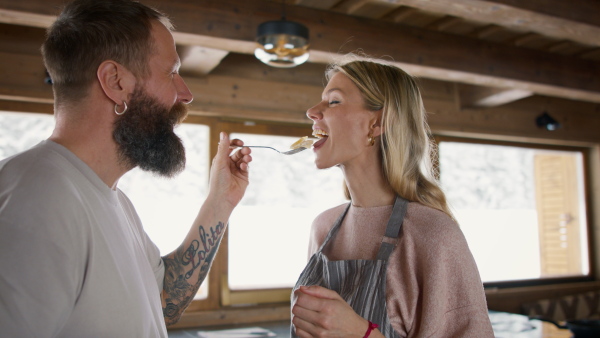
[329,100,340,105]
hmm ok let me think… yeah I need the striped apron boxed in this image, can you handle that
[291,196,407,338]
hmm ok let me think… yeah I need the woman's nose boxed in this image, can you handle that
[176,75,193,104]
[306,103,323,121]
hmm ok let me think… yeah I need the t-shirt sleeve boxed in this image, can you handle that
[0,154,91,337]
[0,217,82,337]
[143,230,165,291]
[117,191,165,292]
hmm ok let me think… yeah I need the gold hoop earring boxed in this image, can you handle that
[114,101,128,115]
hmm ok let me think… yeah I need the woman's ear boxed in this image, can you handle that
[97,60,136,106]
[369,109,383,137]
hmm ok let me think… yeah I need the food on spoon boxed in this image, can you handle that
[290,136,314,150]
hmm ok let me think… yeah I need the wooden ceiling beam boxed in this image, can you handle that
[469,24,504,39]
[1,0,599,104]
[458,83,532,108]
[0,99,53,115]
[177,46,229,76]
[0,51,53,103]
[426,16,462,31]
[0,50,456,124]
[293,0,340,11]
[388,6,419,23]
[343,0,399,19]
[488,0,600,28]
[366,0,600,47]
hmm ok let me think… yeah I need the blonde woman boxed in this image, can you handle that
[291,57,493,337]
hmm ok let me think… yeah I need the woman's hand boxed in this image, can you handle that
[292,285,380,338]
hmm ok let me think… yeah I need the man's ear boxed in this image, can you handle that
[369,109,383,137]
[97,60,136,106]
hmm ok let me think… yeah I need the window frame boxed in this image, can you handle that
[433,135,596,289]
[183,117,316,314]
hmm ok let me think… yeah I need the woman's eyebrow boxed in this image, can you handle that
[322,88,343,100]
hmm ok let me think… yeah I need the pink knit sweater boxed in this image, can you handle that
[308,202,494,337]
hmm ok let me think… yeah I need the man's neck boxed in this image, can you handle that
[49,106,129,189]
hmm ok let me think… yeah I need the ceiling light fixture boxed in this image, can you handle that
[254,2,309,68]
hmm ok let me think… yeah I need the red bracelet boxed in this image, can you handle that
[364,320,379,338]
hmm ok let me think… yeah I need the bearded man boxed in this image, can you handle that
[0,0,252,337]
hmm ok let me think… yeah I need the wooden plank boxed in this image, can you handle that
[0,0,599,103]
[428,95,600,145]
[2,50,599,146]
[0,51,450,125]
[0,23,45,55]
[485,281,600,314]
[458,83,532,108]
[469,24,504,39]
[294,0,340,10]
[426,15,462,31]
[178,46,229,76]
[0,99,53,115]
[0,51,53,103]
[184,74,321,122]
[2,50,599,145]
[0,7,54,27]
[489,0,600,28]
[344,0,399,19]
[167,304,290,329]
[209,53,327,87]
[365,0,600,47]
[388,6,419,22]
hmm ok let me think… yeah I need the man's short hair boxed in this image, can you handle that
[41,0,172,104]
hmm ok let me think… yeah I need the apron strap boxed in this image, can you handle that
[376,196,408,260]
[317,203,351,253]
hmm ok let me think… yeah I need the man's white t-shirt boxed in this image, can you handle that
[0,140,167,337]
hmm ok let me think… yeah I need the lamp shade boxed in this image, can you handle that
[255,20,309,68]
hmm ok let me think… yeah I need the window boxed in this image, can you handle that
[118,123,211,299]
[4,110,594,324]
[0,111,213,299]
[0,111,54,157]
[438,139,590,284]
[227,133,346,295]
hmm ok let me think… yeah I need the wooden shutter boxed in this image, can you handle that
[534,154,581,276]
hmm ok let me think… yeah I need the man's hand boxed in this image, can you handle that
[207,132,252,209]
[292,285,380,338]
[161,132,251,325]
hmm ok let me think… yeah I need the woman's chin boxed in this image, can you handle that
[314,159,335,170]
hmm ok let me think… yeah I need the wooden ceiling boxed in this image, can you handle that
[1,0,599,127]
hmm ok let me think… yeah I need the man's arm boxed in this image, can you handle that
[160,132,251,325]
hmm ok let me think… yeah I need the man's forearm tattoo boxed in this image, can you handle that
[162,221,225,323]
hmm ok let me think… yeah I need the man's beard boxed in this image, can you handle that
[113,86,188,178]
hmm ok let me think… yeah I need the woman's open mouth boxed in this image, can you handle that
[312,129,328,150]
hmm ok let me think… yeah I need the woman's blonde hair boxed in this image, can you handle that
[327,55,453,218]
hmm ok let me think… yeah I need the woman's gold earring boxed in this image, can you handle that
[368,133,375,146]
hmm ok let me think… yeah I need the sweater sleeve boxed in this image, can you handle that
[387,204,494,337]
